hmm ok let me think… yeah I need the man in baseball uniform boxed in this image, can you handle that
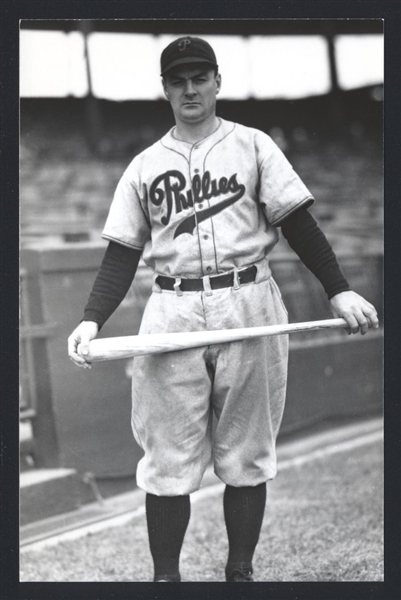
[68,36,379,582]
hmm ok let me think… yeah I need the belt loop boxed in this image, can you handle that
[202,275,213,296]
[233,268,240,290]
[174,277,183,296]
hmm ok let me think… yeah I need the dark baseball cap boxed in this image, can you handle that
[161,36,218,76]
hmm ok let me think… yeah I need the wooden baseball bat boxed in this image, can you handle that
[81,318,348,362]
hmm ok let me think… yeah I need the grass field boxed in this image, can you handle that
[20,436,383,582]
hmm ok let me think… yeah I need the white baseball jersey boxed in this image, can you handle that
[102,118,314,277]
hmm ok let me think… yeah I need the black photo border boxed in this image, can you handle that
[1,2,400,600]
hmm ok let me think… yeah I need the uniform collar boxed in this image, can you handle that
[160,118,234,157]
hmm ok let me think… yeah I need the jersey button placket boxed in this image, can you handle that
[198,219,215,273]
[191,146,216,275]
[192,159,203,210]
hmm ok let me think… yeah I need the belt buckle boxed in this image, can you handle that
[202,274,213,296]
[173,277,183,296]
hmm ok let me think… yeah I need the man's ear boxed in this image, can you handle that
[162,78,169,99]
[215,73,222,95]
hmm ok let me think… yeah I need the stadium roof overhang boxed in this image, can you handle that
[20,19,383,36]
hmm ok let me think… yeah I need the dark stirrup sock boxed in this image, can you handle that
[146,493,191,582]
[223,482,267,579]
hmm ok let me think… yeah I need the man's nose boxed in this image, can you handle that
[184,81,196,96]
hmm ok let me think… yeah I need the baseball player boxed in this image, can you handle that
[68,36,379,582]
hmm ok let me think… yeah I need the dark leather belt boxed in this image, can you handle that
[156,265,257,292]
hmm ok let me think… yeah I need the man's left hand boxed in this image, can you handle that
[330,291,379,335]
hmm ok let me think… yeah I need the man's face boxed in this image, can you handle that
[162,64,221,125]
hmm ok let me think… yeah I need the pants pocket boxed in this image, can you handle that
[269,277,289,318]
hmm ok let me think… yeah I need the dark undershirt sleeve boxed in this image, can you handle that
[81,206,349,329]
[279,206,351,299]
[82,241,141,330]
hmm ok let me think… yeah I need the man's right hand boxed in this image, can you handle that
[67,321,99,369]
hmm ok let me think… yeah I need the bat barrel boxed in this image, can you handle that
[82,318,348,362]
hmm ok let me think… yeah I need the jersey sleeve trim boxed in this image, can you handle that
[270,196,315,226]
[101,233,145,251]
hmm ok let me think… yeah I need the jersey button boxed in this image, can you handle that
[206,266,212,273]
[198,204,203,210]
[203,235,209,240]
[194,168,199,173]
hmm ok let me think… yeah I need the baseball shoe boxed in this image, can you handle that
[226,567,254,582]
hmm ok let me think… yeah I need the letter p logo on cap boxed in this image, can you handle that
[178,39,191,51]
